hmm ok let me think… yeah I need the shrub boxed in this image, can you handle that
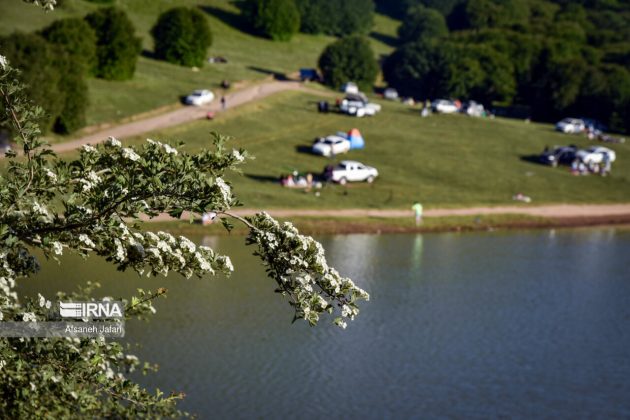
[244,0,301,41]
[84,7,141,80]
[40,17,97,74]
[151,7,212,67]
[318,36,378,91]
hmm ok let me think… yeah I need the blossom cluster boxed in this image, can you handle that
[246,212,369,327]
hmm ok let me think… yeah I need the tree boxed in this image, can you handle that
[243,0,301,41]
[84,7,141,80]
[383,40,448,98]
[398,5,448,43]
[296,0,374,36]
[151,7,212,67]
[0,32,64,133]
[318,36,378,91]
[0,53,368,416]
[40,17,97,74]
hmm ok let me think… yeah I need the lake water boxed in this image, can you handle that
[19,228,630,418]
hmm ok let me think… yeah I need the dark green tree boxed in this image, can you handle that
[243,0,301,41]
[318,36,378,91]
[40,17,97,73]
[0,32,64,133]
[398,5,448,43]
[151,7,212,67]
[85,7,142,80]
[296,0,374,36]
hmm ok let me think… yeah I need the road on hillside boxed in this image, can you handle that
[144,203,630,222]
[50,80,327,154]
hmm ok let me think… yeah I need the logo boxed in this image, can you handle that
[59,301,124,319]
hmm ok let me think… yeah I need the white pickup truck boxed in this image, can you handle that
[327,160,378,185]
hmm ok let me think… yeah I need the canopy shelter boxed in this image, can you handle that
[347,128,364,149]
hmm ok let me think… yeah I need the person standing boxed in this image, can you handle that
[221,96,226,111]
[412,202,423,226]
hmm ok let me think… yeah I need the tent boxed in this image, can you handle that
[347,128,365,149]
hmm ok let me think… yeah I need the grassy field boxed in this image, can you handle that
[113,90,630,209]
[0,0,399,126]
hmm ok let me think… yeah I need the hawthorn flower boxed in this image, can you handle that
[52,241,63,256]
[43,168,57,182]
[22,312,37,322]
[105,137,122,148]
[38,293,51,309]
[0,55,7,70]
[78,234,96,249]
[215,177,231,204]
[163,144,178,155]
[232,149,245,162]
[81,144,97,153]
[122,148,141,162]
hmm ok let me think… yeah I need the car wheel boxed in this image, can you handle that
[339,177,347,185]
[366,176,375,183]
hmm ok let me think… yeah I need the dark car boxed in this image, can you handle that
[540,145,577,167]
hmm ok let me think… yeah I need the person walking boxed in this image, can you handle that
[221,96,226,111]
[412,201,423,226]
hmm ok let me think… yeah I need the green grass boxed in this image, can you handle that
[0,0,398,127]
[115,90,630,209]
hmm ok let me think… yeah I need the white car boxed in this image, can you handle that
[312,135,351,157]
[184,89,214,106]
[556,118,585,133]
[384,88,398,100]
[341,82,359,94]
[328,160,378,185]
[432,99,459,114]
[576,146,616,164]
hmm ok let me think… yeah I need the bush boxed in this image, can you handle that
[243,0,301,41]
[151,7,212,67]
[54,57,89,134]
[40,17,97,74]
[296,0,374,36]
[398,5,448,43]
[318,36,378,91]
[85,7,141,80]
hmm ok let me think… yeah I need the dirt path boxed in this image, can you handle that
[51,80,326,154]
[144,203,630,222]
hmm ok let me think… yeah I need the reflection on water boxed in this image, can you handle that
[17,228,630,418]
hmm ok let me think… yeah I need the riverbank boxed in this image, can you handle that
[144,212,630,237]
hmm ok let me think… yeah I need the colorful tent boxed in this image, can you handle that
[347,128,365,149]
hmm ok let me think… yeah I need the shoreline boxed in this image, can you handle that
[145,213,630,236]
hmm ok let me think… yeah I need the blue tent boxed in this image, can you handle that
[347,128,365,149]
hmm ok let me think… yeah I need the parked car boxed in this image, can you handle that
[432,99,459,114]
[576,146,616,164]
[312,135,351,157]
[384,88,398,100]
[326,160,378,185]
[184,89,214,106]
[539,145,577,167]
[341,82,359,94]
[339,93,381,117]
[555,118,585,133]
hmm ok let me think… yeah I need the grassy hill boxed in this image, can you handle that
[0,0,399,127]
[118,90,630,209]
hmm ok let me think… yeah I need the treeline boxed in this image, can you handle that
[242,0,375,40]
[379,0,630,132]
[1,6,212,135]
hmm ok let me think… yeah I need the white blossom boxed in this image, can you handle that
[81,144,97,153]
[0,55,7,70]
[22,312,37,322]
[232,149,245,162]
[38,293,51,309]
[32,201,51,217]
[105,137,122,148]
[78,234,96,249]
[0,311,3,321]
[114,239,126,262]
[122,148,141,162]
[179,236,196,253]
[163,144,178,155]
[52,241,63,256]
[0,359,5,370]
[43,168,57,182]
[215,177,231,204]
